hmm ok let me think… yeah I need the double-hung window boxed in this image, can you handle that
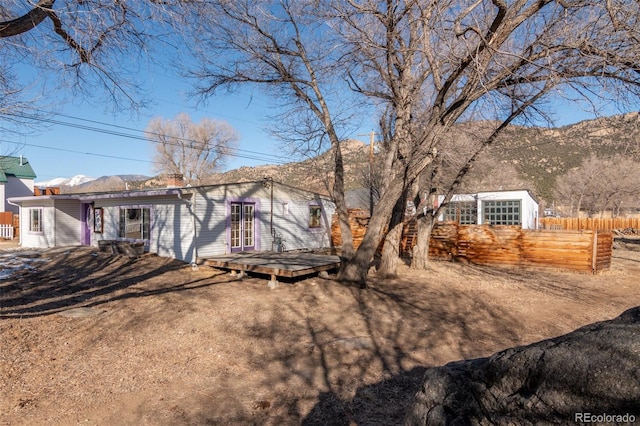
[119,207,151,241]
[29,208,43,233]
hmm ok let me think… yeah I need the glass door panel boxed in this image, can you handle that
[243,204,255,249]
[230,202,255,252]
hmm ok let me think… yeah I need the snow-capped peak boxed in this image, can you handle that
[35,175,96,187]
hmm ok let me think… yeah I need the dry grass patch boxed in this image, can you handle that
[1,247,639,424]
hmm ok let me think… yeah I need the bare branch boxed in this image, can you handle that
[0,0,54,38]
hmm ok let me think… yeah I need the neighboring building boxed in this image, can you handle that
[8,180,335,264]
[437,189,539,229]
[0,156,36,214]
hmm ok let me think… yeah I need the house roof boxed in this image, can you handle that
[6,188,186,204]
[443,189,539,204]
[0,156,37,182]
[7,180,333,204]
[475,189,539,204]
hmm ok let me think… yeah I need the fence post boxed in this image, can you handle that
[591,230,598,273]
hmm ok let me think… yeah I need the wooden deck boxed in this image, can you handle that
[203,251,341,279]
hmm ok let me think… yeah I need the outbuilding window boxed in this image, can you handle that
[443,201,478,224]
[119,207,151,240]
[482,200,521,225]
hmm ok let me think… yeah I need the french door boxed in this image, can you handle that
[230,202,255,252]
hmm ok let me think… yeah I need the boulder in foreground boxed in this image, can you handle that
[405,307,640,425]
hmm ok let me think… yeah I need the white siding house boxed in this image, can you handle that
[15,195,95,248]
[1,156,37,214]
[437,189,539,229]
[9,181,336,264]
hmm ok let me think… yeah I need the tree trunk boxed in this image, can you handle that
[377,189,410,278]
[333,143,355,261]
[338,184,400,287]
[377,221,403,279]
[576,195,583,217]
[411,214,435,270]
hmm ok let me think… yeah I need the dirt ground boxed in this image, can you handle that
[1,241,639,425]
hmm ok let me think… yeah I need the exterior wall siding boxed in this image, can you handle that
[193,187,235,257]
[268,184,335,251]
[439,190,539,230]
[193,182,335,257]
[19,200,56,248]
[0,185,5,213]
[5,177,34,214]
[476,190,539,229]
[54,199,82,246]
[93,195,195,263]
[12,181,336,263]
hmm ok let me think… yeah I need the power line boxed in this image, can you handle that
[1,139,151,164]
[0,110,288,165]
[50,110,285,161]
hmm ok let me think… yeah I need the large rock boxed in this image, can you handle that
[405,307,640,425]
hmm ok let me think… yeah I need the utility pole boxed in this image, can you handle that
[358,130,377,217]
[368,130,375,216]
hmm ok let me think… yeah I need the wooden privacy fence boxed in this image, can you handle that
[539,217,640,231]
[429,224,612,273]
[0,212,15,240]
[332,210,613,273]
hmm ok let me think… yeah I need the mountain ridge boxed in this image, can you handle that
[41,113,640,202]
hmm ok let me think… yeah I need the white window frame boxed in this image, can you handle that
[309,205,323,229]
[118,205,152,242]
[483,200,521,226]
[28,207,43,234]
[443,201,478,224]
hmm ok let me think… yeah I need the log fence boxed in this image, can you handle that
[333,210,613,273]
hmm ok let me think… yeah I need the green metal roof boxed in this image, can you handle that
[0,156,37,182]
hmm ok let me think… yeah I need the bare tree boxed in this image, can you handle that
[0,1,185,112]
[174,0,640,286]
[147,113,239,186]
[337,0,640,283]
[184,0,361,260]
[554,155,640,218]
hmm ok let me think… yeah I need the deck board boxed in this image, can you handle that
[203,252,341,278]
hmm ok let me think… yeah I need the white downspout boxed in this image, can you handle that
[191,191,198,265]
[177,190,198,268]
[7,199,21,245]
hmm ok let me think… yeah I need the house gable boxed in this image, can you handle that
[0,156,37,182]
[0,156,37,213]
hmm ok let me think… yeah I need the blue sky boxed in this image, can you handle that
[0,4,635,184]
[2,65,625,183]
[5,72,293,182]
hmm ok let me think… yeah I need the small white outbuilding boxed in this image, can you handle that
[436,189,539,229]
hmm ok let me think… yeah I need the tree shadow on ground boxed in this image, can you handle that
[0,247,234,318]
[174,265,527,424]
[302,366,428,425]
